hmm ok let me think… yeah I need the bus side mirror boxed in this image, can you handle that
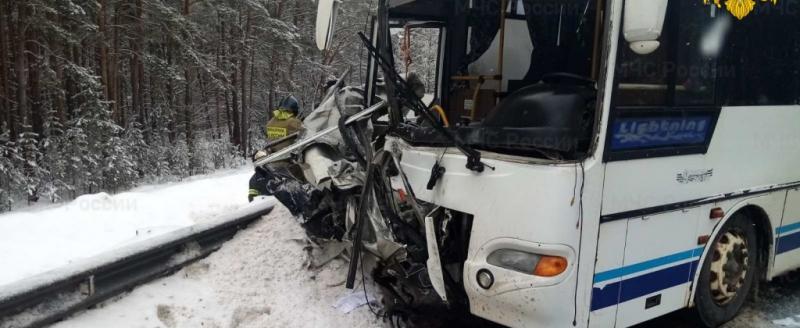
[316,0,340,51]
[623,0,669,55]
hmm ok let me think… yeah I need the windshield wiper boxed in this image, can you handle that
[357,32,488,173]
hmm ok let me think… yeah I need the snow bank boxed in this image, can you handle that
[775,316,800,327]
[52,206,386,328]
[0,167,254,287]
[0,198,276,307]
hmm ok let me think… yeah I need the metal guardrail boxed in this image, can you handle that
[0,198,277,328]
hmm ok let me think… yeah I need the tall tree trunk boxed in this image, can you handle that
[198,73,210,125]
[216,15,228,141]
[132,0,145,131]
[53,14,66,125]
[248,49,255,124]
[137,2,146,130]
[26,27,42,136]
[266,0,285,118]
[0,3,10,136]
[223,87,232,140]
[98,0,110,109]
[182,0,194,168]
[240,58,248,154]
[148,69,157,138]
[286,0,301,95]
[214,17,224,141]
[65,43,77,120]
[166,42,176,144]
[14,2,28,134]
[111,5,121,125]
[215,89,222,140]
[239,9,252,155]
[184,69,193,157]
[224,20,241,149]
[230,71,241,148]
[109,5,123,127]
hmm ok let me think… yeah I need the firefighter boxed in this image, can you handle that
[247,96,335,238]
[265,96,304,152]
[248,96,305,202]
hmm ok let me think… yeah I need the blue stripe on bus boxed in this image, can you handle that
[593,247,704,284]
[590,221,800,312]
[776,221,800,236]
[777,230,800,254]
[591,260,698,311]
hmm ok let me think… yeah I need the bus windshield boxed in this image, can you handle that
[384,0,603,160]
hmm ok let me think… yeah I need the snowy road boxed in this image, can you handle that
[51,206,384,328]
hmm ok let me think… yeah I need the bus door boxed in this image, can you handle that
[606,210,705,327]
[775,189,800,275]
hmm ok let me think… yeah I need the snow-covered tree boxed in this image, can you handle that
[0,0,375,212]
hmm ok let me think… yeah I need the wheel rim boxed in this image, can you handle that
[709,229,750,306]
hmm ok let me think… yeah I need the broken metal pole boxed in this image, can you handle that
[346,164,377,290]
[263,132,300,150]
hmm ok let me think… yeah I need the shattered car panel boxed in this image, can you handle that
[257,83,470,322]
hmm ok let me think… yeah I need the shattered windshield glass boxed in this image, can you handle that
[387,0,601,160]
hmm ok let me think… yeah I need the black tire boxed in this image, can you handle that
[695,213,759,327]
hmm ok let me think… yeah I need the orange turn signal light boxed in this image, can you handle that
[533,256,568,277]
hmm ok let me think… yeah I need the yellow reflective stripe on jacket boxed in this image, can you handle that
[266,127,288,139]
[272,109,295,120]
[248,189,260,196]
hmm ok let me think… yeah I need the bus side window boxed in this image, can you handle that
[717,0,800,106]
[616,38,672,106]
[615,1,726,107]
[673,3,721,106]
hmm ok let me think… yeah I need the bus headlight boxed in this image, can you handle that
[487,249,568,277]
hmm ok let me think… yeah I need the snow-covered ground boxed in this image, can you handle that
[0,167,254,287]
[51,206,385,328]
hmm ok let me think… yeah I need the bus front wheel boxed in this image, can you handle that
[695,213,758,327]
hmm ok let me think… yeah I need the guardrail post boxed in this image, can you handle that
[79,275,95,296]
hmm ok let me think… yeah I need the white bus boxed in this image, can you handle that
[311,0,800,326]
